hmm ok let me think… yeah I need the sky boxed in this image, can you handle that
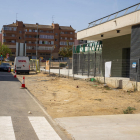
[0,0,140,32]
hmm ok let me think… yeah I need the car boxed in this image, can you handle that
[5,59,9,62]
[0,63,11,72]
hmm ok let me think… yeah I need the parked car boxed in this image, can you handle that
[5,59,10,62]
[0,63,11,72]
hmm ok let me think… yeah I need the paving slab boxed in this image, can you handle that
[55,114,140,140]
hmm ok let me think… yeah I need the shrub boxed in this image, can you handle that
[59,63,67,67]
[123,106,136,114]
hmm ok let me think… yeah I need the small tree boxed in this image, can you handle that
[59,41,72,57]
[0,42,12,58]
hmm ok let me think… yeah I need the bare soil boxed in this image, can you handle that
[17,72,140,119]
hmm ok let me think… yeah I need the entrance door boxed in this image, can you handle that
[122,48,130,77]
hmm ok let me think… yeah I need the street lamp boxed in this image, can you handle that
[36,24,38,60]
[51,45,55,60]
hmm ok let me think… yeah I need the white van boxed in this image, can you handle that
[14,56,30,74]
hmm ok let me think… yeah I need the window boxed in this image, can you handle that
[45,41,48,44]
[29,35,31,38]
[39,35,54,39]
[65,37,67,40]
[11,40,15,43]
[29,29,32,32]
[60,37,63,40]
[40,30,43,32]
[35,30,37,32]
[32,53,36,55]
[60,42,67,45]
[51,41,54,45]
[29,41,31,44]
[3,39,5,42]
[70,38,73,40]
[32,29,35,32]
[13,27,17,31]
[12,34,15,37]
[55,39,57,41]
[70,32,73,34]
[12,52,15,54]
[55,33,58,35]
[61,32,64,34]
[65,32,67,34]
[19,31,22,33]
[39,40,42,44]
[69,42,74,45]
[3,26,8,30]
[26,53,31,55]
[19,37,22,39]
[25,29,27,32]
[3,33,6,36]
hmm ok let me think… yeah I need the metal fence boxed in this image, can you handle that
[39,59,73,78]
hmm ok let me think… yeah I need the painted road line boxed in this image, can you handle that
[29,117,62,140]
[0,116,16,140]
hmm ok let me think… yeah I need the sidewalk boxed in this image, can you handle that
[55,114,140,140]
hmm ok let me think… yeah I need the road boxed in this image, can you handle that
[0,72,69,140]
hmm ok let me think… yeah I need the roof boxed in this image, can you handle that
[6,23,17,27]
[24,24,52,29]
[59,26,75,31]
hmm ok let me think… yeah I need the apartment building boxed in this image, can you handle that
[2,21,75,60]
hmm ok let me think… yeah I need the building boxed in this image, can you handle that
[74,33,87,46]
[76,3,140,81]
[2,21,75,60]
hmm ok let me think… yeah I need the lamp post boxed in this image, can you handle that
[36,24,38,60]
[51,45,55,60]
[24,32,26,56]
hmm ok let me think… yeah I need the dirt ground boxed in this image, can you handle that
[17,72,140,119]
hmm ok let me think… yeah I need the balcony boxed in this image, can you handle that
[26,46,54,50]
[3,30,17,33]
[60,34,74,37]
[4,36,17,39]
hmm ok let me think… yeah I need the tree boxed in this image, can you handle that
[0,42,12,58]
[59,41,72,57]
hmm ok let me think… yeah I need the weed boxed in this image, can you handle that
[123,106,136,114]
[94,99,102,102]
[114,108,118,109]
[137,100,140,103]
[104,86,111,90]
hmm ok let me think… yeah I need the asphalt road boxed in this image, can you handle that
[0,72,68,140]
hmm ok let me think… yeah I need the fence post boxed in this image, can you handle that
[59,60,60,77]
[94,52,96,77]
[49,60,51,76]
[104,60,106,84]
[136,59,139,91]
[68,60,69,79]
[82,54,83,76]
[88,52,90,77]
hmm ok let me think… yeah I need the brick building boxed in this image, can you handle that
[2,21,75,60]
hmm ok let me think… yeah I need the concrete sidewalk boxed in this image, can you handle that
[55,114,140,140]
